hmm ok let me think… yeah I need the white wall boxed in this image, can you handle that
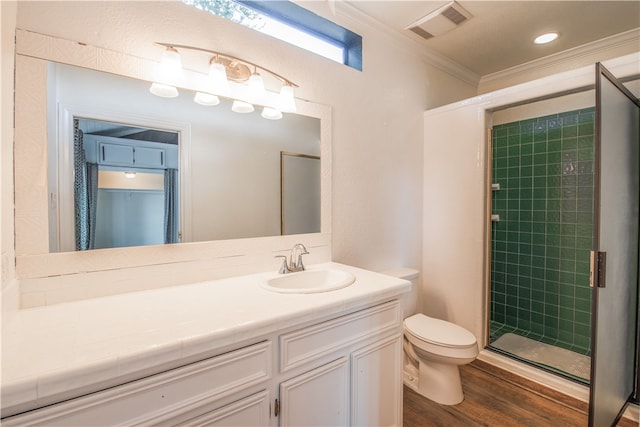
[4,1,475,306]
[423,103,487,337]
[492,90,595,125]
[1,1,18,313]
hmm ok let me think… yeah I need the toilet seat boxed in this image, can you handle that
[404,314,476,349]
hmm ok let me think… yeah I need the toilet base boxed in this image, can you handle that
[402,363,419,391]
[415,359,464,405]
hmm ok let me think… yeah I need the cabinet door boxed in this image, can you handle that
[99,142,134,166]
[178,390,270,427]
[134,146,165,168]
[351,335,403,427]
[279,357,348,427]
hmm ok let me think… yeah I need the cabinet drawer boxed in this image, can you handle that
[166,390,270,427]
[280,300,401,372]
[3,341,271,426]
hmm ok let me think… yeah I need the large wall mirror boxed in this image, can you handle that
[14,30,331,280]
[47,62,321,252]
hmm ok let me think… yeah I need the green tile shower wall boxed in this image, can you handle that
[491,108,594,355]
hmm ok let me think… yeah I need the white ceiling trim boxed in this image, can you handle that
[479,28,640,93]
[338,1,480,86]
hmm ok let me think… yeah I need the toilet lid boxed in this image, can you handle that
[404,314,476,348]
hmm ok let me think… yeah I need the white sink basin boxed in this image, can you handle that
[261,269,356,294]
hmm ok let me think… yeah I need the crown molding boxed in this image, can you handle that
[479,28,640,92]
[336,1,480,86]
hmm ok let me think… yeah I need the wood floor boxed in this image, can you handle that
[403,360,639,427]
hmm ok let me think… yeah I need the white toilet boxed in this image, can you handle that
[383,268,479,406]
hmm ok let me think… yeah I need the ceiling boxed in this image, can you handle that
[347,1,640,77]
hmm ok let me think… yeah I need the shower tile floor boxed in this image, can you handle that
[489,321,591,383]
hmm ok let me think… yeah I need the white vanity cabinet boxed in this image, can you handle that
[2,299,403,427]
[2,342,272,427]
[275,299,403,427]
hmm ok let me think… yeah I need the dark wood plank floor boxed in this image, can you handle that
[404,360,639,427]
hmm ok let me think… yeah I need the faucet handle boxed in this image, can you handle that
[275,255,289,274]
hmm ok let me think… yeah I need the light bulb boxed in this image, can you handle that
[159,46,183,80]
[248,72,265,101]
[194,92,220,106]
[208,60,229,93]
[231,100,254,113]
[534,32,558,44]
[261,107,283,120]
[278,84,296,113]
[150,46,183,98]
[124,171,137,179]
[149,82,179,98]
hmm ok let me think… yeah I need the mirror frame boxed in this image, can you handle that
[14,29,332,280]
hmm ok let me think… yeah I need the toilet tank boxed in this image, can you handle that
[380,268,420,318]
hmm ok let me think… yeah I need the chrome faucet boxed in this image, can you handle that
[275,243,309,274]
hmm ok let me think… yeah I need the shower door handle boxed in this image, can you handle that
[589,250,607,288]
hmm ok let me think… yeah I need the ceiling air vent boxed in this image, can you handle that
[406,1,473,41]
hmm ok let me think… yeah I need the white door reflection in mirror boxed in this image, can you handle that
[281,152,320,235]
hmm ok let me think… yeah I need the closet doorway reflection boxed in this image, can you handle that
[60,118,180,251]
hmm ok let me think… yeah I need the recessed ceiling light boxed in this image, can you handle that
[534,32,559,44]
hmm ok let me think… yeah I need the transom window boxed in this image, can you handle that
[181,0,362,71]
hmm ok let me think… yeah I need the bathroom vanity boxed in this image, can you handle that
[1,263,410,426]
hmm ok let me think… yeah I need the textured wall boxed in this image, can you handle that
[1,2,18,313]
[6,1,475,306]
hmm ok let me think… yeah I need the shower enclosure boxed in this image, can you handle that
[423,57,638,427]
[488,103,595,383]
[486,65,639,426]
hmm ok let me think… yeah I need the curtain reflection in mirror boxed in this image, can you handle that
[164,168,179,243]
[73,119,98,250]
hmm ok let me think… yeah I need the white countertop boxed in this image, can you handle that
[1,262,410,417]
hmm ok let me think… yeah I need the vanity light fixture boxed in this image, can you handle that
[124,171,137,179]
[208,57,229,92]
[278,84,297,113]
[262,107,283,120]
[194,91,221,106]
[149,82,179,98]
[150,42,298,119]
[231,99,255,113]
[248,69,266,105]
[534,32,558,44]
[149,46,183,98]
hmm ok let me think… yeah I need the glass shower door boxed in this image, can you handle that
[589,63,640,427]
